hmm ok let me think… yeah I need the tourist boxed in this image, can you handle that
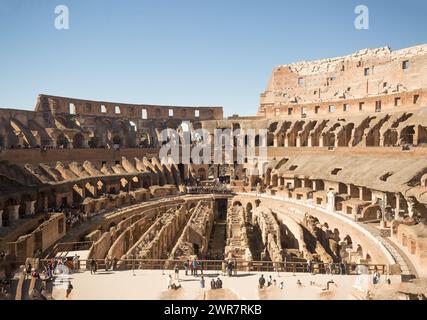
[258,274,266,289]
[104,256,110,271]
[340,262,346,275]
[200,260,204,275]
[189,259,194,276]
[167,275,173,289]
[324,262,331,275]
[200,276,205,289]
[66,281,73,298]
[279,281,284,290]
[306,259,312,273]
[373,267,381,285]
[210,278,216,290]
[184,260,189,276]
[215,277,223,289]
[90,258,97,274]
[31,268,40,280]
[73,254,79,272]
[174,264,179,280]
[227,260,233,277]
[192,259,198,276]
[26,262,32,279]
[267,275,273,287]
[297,280,302,287]
[112,257,118,271]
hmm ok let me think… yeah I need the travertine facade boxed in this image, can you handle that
[1,44,427,300]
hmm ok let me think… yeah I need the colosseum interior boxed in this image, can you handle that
[1,44,427,300]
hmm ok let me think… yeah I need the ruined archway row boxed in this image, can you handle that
[230,194,397,271]
[269,110,427,148]
[0,155,208,228]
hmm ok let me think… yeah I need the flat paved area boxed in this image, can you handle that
[52,269,401,300]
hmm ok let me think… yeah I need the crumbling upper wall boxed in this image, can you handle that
[35,94,224,121]
[259,44,427,117]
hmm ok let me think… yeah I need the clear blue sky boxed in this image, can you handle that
[0,0,426,116]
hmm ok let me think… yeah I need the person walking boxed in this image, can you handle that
[200,276,205,289]
[193,259,198,277]
[174,264,179,280]
[258,274,266,289]
[90,258,97,275]
[66,282,73,298]
[184,260,189,276]
[72,254,79,272]
[190,260,194,276]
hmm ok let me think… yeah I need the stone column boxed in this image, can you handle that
[301,179,305,188]
[25,200,37,216]
[307,136,312,147]
[379,134,385,147]
[296,136,301,148]
[319,136,324,148]
[349,129,355,147]
[284,137,288,148]
[395,194,401,221]
[359,187,364,200]
[327,190,335,212]
[8,205,20,221]
[347,184,352,196]
[312,180,317,191]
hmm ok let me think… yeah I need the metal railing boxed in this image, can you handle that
[38,258,388,275]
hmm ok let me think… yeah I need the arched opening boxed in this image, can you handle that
[246,202,253,223]
[383,129,398,147]
[232,201,242,207]
[88,136,99,148]
[197,168,207,181]
[112,134,122,146]
[56,134,69,148]
[73,133,85,149]
[401,126,415,145]
[139,132,150,148]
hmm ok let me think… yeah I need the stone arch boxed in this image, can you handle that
[400,126,415,145]
[335,194,346,212]
[197,167,207,180]
[383,129,398,147]
[88,136,99,148]
[73,132,85,149]
[112,134,122,146]
[56,134,69,148]
[232,201,242,207]
[255,135,261,147]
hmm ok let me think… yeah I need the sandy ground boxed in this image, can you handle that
[52,269,402,300]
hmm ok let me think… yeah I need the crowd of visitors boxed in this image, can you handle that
[186,185,231,195]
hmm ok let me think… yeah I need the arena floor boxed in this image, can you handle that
[51,269,402,300]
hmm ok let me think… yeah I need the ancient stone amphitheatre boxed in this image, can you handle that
[1,44,427,300]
